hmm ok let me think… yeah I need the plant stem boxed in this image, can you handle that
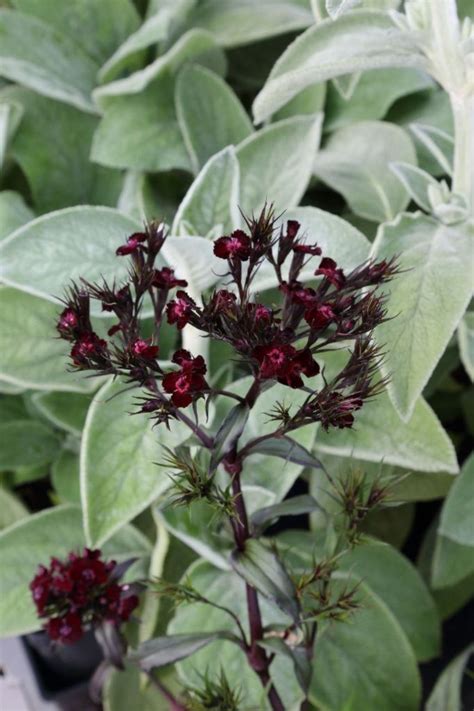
[147,671,187,711]
[227,459,286,711]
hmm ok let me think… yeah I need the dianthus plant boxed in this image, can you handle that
[50,205,397,709]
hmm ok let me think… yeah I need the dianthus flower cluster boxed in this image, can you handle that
[56,208,396,431]
[30,548,138,644]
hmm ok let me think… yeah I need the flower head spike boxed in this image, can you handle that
[116,231,147,256]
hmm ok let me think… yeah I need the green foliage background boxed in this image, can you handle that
[0,1,473,709]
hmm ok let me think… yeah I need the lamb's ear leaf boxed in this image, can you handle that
[426,643,474,711]
[10,0,140,66]
[371,214,473,420]
[128,632,238,671]
[0,8,98,113]
[236,114,323,215]
[409,123,454,177]
[172,146,240,236]
[253,11,425,122]
[0,288,98,393]
[390,162,439,212]
[458,312,474,382]
[185,0,314,48]
[175,64,252,173]
[0,191,34,242]
[231,539,300,623]
[313,120,417,222]
[258,637,312,694]
[210,402,250,472]
[0,206,142,317]
[81,378,191,547]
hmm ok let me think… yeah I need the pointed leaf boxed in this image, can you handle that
[390,162,439,212]
[245,436,323,470]
[251,494,321,531]
[0,191,34,241]
[81,378,189,546]
[314,120,417,222]
[315,387,458,474]
[231,539,299,622]
[458,311,474,382]
[186,0,314,48]
[129,632,236,671]
[172,146,240,236]
[236,114,323,214]
[438,453,474,548]
[409,123,454,177]
[253,11,425,122]
[0,9,98,113]
[175,64,252,172]
[210,402,250,471]
[0,287,97,392]
[426,644,474,711]
[259,636,312,693]
[371,213,474,419]
[0,206,141,315]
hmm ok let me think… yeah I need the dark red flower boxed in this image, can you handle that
[46,613,83,644]
[208,290,237,314]
[166,291,195,330]
[70,333,109,367]
[304,303,336,330]
[213,230,251,261]
[286,220,300,240]
[172,349,206,373]
[293,242,322,256]
[57,308,78,338]
[130,339,159,360]
[116,232,147,256]
[162,350,208,407]
[117,592,139,621]
[252,304,272,322]
[280,282,317,307]
[30,548,138,644]
[253,342,319,388]
[152,267,188,290]
[279,349,320,388]
[315,257,345,289]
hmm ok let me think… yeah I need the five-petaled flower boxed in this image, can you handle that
[213,229,252,261]
[253,342,319,389]
[116,232,147,256]
[30,549,138,645]
[152,267,188,290]
[130,339,159,360]
[162,349,208,407]
[315,257,345,289]
[166,291,195,330]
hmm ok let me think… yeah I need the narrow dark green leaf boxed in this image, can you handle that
[231,539,299,623]
[259,636,312,693]
[245,435,323,469]
[128,632,235,671]
[210,401,249,471]
[251,495,320,532]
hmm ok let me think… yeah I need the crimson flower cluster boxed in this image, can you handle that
[56,208,396,431]
[30,549,138,645]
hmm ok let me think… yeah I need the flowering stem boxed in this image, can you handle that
[224,410,285,710]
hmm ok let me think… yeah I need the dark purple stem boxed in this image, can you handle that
[146,671,186,711]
